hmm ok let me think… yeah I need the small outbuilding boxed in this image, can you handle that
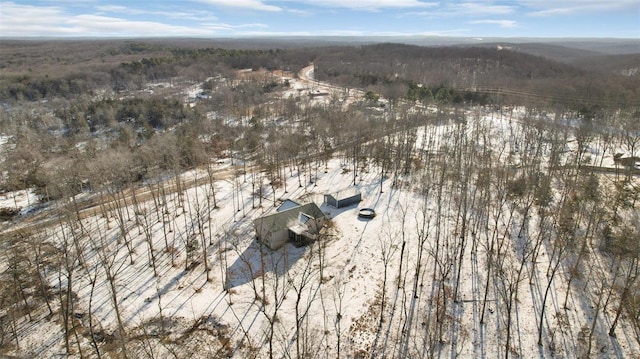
[324,187,362,209]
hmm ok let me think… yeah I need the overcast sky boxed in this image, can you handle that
[1,0,639,38]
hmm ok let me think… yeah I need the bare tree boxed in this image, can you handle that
[287,244,321,359]
[332,278,347,359]
[251,244,293,359]
[54,220,83,356]
[93,216,130,358]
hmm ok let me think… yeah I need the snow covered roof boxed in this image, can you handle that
[254,202,324,234]
[327,187,361,201]
[276,199,301,212]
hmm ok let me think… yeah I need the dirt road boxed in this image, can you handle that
[0,164,250,238]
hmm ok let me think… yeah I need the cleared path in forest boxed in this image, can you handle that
[0,164,250,238]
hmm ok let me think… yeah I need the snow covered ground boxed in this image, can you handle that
[2,110,638,358]
[0,188,38,212]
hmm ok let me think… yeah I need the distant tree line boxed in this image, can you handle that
[0,72,110,102]
[1,44,315,101]
[313,43,640,110]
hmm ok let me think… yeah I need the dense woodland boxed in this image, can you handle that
[0,39,639,358]
[313,43,640,109]
[1,41,638,198]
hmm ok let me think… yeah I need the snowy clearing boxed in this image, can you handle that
[2,108,638,358]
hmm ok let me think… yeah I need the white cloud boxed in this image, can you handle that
[451,2,515,16]
[527,8,573,16]
[65,15,214,36]
[298,0,438,10]
[409,2,516,18]
[0,2,264,37]
[0,2,64,21]
[0,2,69,35]
[470,19,517,28]
[286,8,313,16]
[196,0,282,12]
[201,22,269,31]
[95,5,129,12]
[95,4,219,22]
[518,0,640,16]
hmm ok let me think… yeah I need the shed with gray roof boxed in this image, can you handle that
[323,187,362,208]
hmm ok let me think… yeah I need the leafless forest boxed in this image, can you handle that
[0,39,639,358]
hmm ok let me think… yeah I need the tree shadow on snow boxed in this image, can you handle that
[224,238,306,289]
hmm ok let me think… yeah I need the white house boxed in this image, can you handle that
[253,202,325,250]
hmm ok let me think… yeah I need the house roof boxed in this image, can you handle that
[277,199,300,212]
[254,202,324,235]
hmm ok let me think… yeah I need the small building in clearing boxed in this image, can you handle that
[254,202,325,250]
[323,187,362,209]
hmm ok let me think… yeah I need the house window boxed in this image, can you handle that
[299,213,312,224]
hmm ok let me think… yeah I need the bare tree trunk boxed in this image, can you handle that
[609,257,638,337]
[587,273,609,356]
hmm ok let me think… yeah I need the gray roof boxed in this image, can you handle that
[254,202,324,234]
